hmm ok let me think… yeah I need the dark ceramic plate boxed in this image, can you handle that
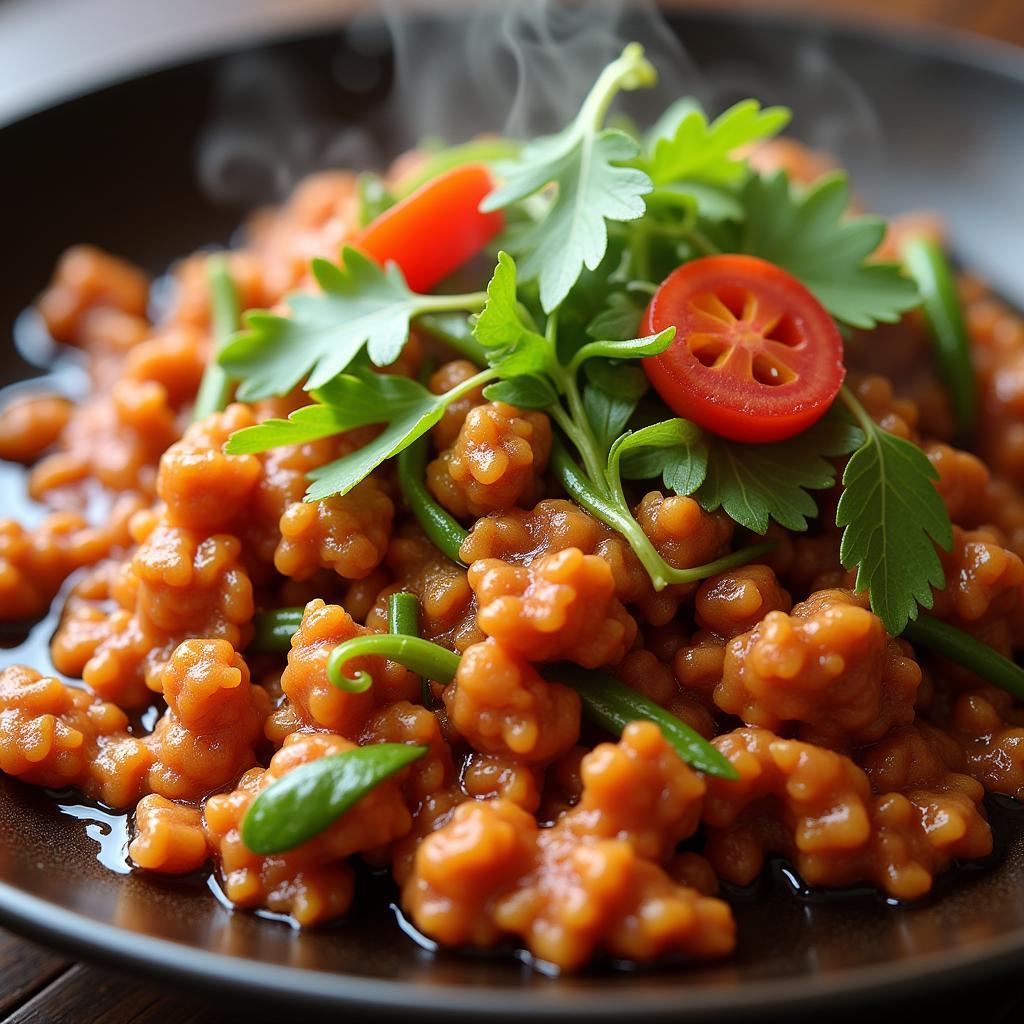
[2,8,1024,1021]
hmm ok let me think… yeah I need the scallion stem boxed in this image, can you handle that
[902,237,976,437]
[193,254,240,421]
[250,607,304,653]
[902,614,1024,701]
[396,437,468,564]
[388,591,432,707]
[549,663,738,779]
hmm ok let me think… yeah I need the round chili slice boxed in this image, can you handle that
[642,254,845,443]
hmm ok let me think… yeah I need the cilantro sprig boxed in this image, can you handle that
[218,247,488,400]
[736,172,919,329]
[217,45,952,634]
[619,410,862,534]
[481,43,657,313]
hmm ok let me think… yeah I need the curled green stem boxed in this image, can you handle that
[327,635,460,693]
[396,437,469,564]
[902,614,1024,701]
[250,607,304,653]
[550,437,774,590]
[331,631,736,778]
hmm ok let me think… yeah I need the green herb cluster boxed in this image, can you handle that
[217,42,950,634]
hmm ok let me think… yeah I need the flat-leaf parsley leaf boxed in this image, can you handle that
[739,172,920,329]
[482,43,657,313]
[837,388,953,635]
[218,247,486,400]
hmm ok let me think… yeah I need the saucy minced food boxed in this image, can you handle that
[3,51,1024,972]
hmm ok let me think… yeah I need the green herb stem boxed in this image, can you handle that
[550,437,774,590]
[902,614,1024,701]
[250,607,304,653]
[550,663,738,779]
[327,634,460,692]
[902,237,976,437]
[396,437,469,564]
[579,43,657,133]
[193,255,240,420]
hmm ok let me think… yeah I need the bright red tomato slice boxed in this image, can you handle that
[642,254,845,443]
[357,163,503,293]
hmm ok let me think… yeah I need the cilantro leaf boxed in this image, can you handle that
[218,247,483,400]
[608,418,705,488]
[681,412,863,533]
[618,420,709,494]
[836,419,953,635]
[473,252,552,379]
[483,375,557,409]
[225,368,492,502]
[587,291,645,341]
[584,385,637,454]
[648,99,791,187]
[582,358,649,400]
[739,172,920,329]
[481,44,657,313]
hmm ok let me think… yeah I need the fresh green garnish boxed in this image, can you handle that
[837,386,953,635]
[551,663,738,779]
[903,236,976,437]
[192,255,240,420]
[241,743,427,854]
[618,410,862,534]
[481,43,657,312]
[327,633,738,779]
[218,247,487,400]
[396,437,468,564]
[647,99,790,188]
[737,172,920,328]
[902,614,1024,700]
[249,607,304,654]
[227,366,491,500]
[387,591,431,707]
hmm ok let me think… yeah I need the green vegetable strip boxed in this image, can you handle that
[388,591,431,706]
[551,663,738,780]
[902,614,1024,701]
[241,743,428,854]
[250,607,304,653]
[328,635,460,692]
[193,254,241,421]
[551,437,775,590]
[396,437,468,564]
[902,237,976,436]
[330,633,736,778]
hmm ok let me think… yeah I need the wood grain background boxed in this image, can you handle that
[0,1,1021,1021]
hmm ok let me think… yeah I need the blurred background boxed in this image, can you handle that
[1,0,1022,127]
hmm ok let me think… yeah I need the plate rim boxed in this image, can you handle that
[2,6,1024,1017]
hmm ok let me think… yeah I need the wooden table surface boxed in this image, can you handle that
[2,1,1023,1021]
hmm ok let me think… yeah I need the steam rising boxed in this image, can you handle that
[197,0,881,207]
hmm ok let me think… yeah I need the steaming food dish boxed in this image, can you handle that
[2,42,1024,973]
